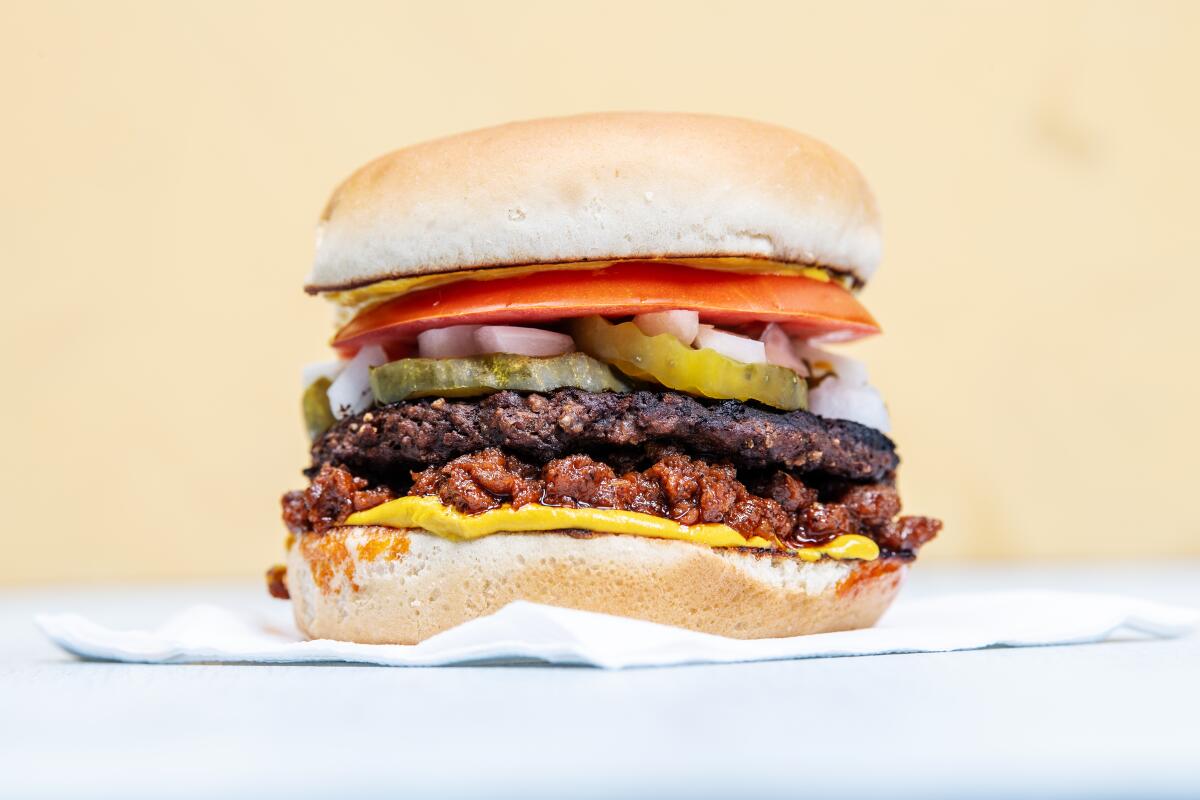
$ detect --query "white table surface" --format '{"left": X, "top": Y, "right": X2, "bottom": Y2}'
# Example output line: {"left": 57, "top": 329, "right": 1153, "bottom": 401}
{"left": 2, "top": 562, "right": 1198, "bottom": 800}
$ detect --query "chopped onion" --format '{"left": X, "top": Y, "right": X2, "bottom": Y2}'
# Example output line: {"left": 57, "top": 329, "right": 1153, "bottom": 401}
{"left": 474, "top": 326, "right": 574, "bottom": 357}
{"left": 759, "top": 323, "right": 808, "bottom": 376}
{"left": 327, "top": 345, "right": 387, "bottom": 420}
{"left": 808, "top": 328, "right": 861, "bottom": 345}
{"left": 809, "top": 382, "right": 891, "bottom": 432}
{"left": 793, "top": 341, "right": 870, "bottom": 385}
{"left": 634, "top": 310, "right": 700, "bottom": 345}
{"left": 791, "top": 341, "right": 888, "bottom": 430}
{"left": 693, "top": 325, "right": 767, "bottom": 364}
{"left": 301, "top": 359, "right": 345, "bottom": 389}
{"left": 417, "top": 325, "right": 482, "bottom": 358}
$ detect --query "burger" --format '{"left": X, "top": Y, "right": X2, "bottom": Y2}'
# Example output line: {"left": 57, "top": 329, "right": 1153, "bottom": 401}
{"left": 268, "top": 112, "right": 941, "bottom": 643}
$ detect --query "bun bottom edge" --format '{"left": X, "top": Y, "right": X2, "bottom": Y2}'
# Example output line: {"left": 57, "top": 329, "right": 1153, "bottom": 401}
{"left": 285, "top": 526, "right": 909, "bottom": 644}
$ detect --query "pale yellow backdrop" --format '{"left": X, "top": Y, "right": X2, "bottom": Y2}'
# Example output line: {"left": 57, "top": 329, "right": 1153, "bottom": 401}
{"left": 1, "top": 1, "right": 1197, "bottom": 584}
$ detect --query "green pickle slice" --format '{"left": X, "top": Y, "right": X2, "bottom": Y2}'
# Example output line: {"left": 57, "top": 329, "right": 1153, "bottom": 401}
{"left": 302, "top": 377, "right": 336, "bottom": 440}
{"left": 370, "top": 352, "right": 629, "bottom": 403}
{"left": 571, "top": 316, "right": 806, "bottom": 410}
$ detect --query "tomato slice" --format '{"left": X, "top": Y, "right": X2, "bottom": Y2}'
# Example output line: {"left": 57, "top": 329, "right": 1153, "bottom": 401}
{"left": 332, "top": 261, "right": 880, "bottom": 355}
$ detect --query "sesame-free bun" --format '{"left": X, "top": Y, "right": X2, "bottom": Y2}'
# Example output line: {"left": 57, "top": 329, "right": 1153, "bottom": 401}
{"left": 308, "top": 113, "right": 882, "bottom": 292}
{"left": 286, "top": 527, "right": 906, "bottom": 644}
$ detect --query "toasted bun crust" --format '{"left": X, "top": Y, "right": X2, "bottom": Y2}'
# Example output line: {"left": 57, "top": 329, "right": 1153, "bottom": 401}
{"left": 286, "top": 527, "right": 906, "bottom": 644}
{"left": 308, "top": 113, "right": 881, "bottom": 292}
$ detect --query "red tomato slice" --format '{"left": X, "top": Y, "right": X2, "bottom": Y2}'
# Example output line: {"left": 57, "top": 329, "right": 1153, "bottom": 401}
{"left": 332, "top": 261, "right": 880, "bottom": 354}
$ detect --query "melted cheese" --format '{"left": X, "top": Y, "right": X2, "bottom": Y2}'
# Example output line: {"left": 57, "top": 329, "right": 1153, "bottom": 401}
{"left": 345, "top": 496, "right": 879, "bottom": 561}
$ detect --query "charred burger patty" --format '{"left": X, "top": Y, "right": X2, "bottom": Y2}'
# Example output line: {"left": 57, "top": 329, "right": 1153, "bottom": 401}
{"left": 310, "top": 388, "right": 900, "bottom": 481}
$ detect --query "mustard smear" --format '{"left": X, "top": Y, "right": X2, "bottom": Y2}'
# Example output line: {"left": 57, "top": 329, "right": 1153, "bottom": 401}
{"left": 346, "top": 496, "right": 880, "bottom": 561}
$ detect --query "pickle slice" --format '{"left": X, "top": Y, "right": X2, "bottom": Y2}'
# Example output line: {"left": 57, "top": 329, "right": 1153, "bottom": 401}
{"left": 370, "top": 352, "right": 629, "bottom": 403}
{"left": 571, "top": 316, "right": 807, "bottom": 410}
{"left": 302, "top": 377, "right": 336, "bottom": 439}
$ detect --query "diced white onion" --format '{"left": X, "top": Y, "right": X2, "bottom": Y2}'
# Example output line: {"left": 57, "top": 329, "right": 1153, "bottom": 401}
{"left": 417, "top": 325, "right": 482, "bottom": 358}
{"left": 793, "top": 341, "right": 870, "bottom": 385}
{"left": 808, "top": 328, "right": 861, "bottom": 344}
{"left": 793, "top": 341, "right": 889, "bottom": 431}
{"left": 809, "top": 382, "right": 891, "bottom": 432}
{"left": 327, "top": 345, "right": 386, "bottom": 420}
{"left": 474, "top": 326, "right": 574, "bottom": 357}
{"left": 634, "top": 310, "right": 700, "bottom": 345}
{"left": 693, "top": 325, "right": 767, "bottom": 364}
{"left": 759, "top": 323, "right": 808, "bottom": 376}
{"left": 301, "top": 359, "right": 345, "bottom": 389}
{"left": 414, "top": 323, "right": 576, "bottom": 358}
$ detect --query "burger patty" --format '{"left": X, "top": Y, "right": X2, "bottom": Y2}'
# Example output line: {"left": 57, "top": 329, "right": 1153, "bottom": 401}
{"left": 310, "top": 389, "right": 899, "bottom": 482}
{"left": 283, "top": 450, "right": 941, "bottom": 554}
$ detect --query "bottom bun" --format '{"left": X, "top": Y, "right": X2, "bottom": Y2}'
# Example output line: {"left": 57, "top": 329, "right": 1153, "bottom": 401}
{"left": 286, "top": 526, "right": 908, "bottom": 644}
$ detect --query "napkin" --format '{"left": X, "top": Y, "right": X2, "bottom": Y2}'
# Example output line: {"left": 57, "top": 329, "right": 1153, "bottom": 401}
{"left": 36, "top": 591, "right": 1198, "bottom": 669}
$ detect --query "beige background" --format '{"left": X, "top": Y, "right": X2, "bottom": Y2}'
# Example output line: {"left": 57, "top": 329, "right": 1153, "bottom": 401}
{"left": 1, "top": 1, "right": 1197, "bottom": 584}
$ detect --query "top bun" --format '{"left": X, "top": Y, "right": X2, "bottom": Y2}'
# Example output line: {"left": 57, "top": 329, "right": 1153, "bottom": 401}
{"left": 307, "top": 112, "right": 881, "bottom": 292}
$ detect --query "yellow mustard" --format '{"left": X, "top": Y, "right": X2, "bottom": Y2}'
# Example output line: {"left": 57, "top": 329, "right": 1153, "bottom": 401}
{"left": 346, "top": 496, "right": 879, "bottom": 561}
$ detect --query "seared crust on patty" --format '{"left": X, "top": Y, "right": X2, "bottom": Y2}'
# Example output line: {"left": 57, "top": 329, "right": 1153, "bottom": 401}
{"left": 311, "top": 389, "right": 899, "bottom": 481}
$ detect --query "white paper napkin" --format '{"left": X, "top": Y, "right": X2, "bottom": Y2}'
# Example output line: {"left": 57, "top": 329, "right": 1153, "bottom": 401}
{"left": 36, "top": 591, "right": 1198, "bottom": 669}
